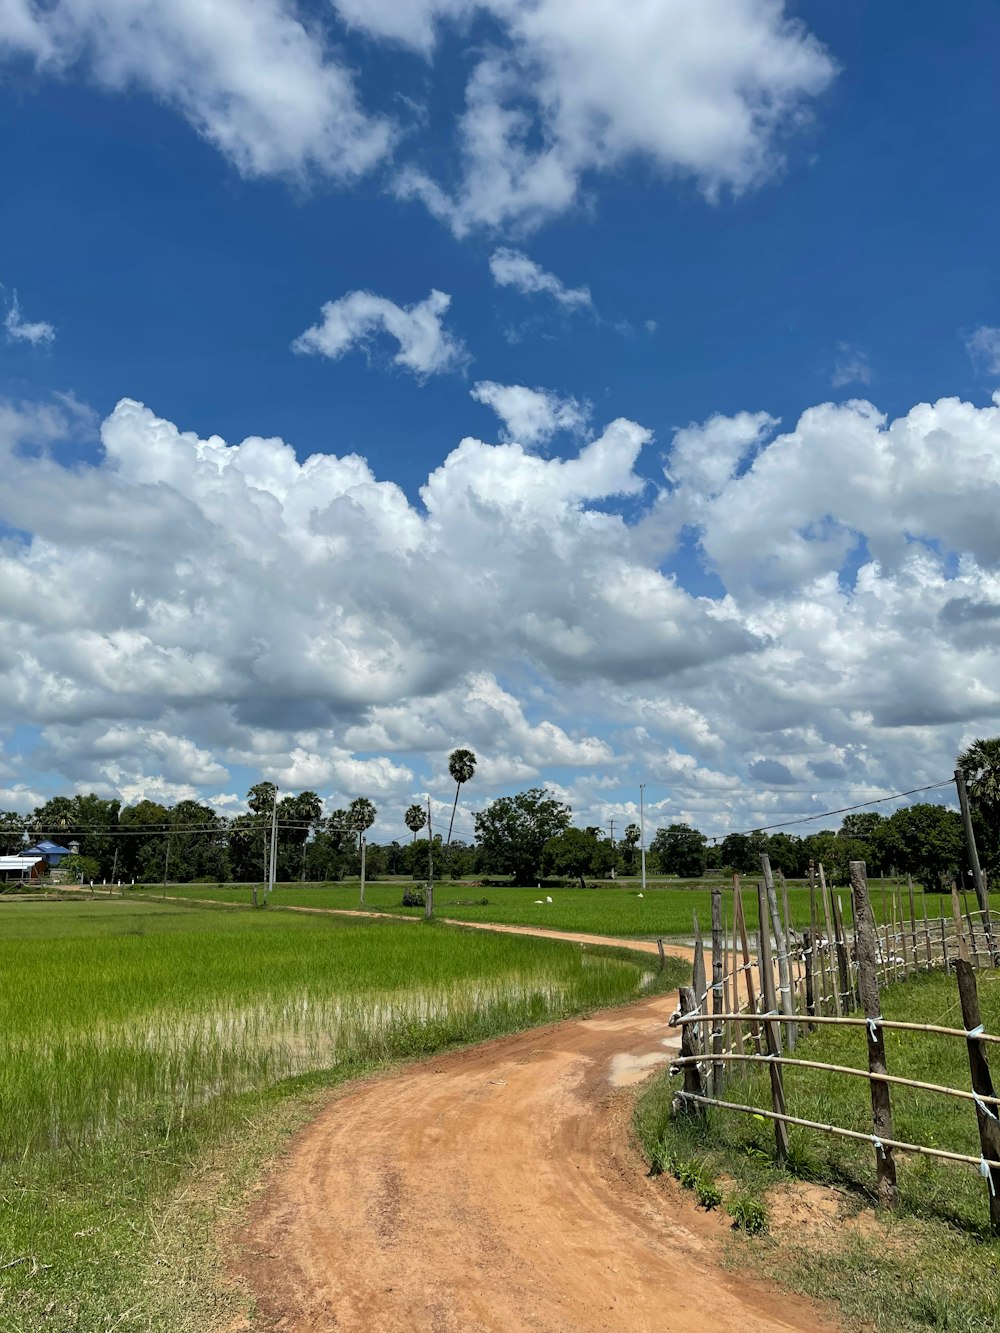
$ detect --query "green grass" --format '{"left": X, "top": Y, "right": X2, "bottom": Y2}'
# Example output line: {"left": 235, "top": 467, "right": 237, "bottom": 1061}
{"left": 635, "top": 968, "right": 1000, "bottom": 1331}
{"left": 0, "top": 898, "right": 687, "bottom": 1332}
{"left": 131, "top": 877, "right": 1000, "bottom": 941}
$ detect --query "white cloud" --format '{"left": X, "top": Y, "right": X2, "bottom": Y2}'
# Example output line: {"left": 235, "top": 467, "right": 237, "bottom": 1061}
{"left": 489, "top": 248, "right": 593, "bottom": 310}
{"left": 0, "top": 0, "right": 391, "bottom": 182}
{"left": 832, "top": 343, "right": 871, "bottom": 388}
{"left": 292, "top": 288, "right": 467, "bottom": 378}
{"left": 966, "top": 326, "right": 1000, "bottom": 378}
{"left": 470, "top": 381, "right": 588, "bottom": 447}
{"left": 4, "top": 290, "right": 55, "bottom": 346}
{"left": 388, "top": 0, "right": 836, "bottom": 233}
{"left": 6, "top": 387, "right": 1000, "bottom": 836}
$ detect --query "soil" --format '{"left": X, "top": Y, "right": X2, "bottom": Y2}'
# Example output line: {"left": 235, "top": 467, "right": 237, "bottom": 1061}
{"left": 226, "top": 984, "right": 840, "bottom": 1332}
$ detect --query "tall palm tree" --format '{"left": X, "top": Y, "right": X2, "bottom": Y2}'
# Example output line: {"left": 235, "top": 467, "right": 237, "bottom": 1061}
{"left": 347, "top": 798, "right": 377, "bottom": 908}
{"left": 446, "top": 748, "right": 476, "bottom": 848}
{"left": 404, "top": 803, "right": 427, "bottom": 843}
{"left": 958, "top": 737, "right": 1000, "bottom": 868}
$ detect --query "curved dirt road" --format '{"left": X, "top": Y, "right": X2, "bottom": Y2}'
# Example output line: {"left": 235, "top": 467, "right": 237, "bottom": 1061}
{"left": 229, "top": 987, "right": 837, "bottom": 1333}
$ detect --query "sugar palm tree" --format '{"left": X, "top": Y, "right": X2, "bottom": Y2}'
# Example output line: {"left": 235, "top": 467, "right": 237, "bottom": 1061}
{"left": 347, "top": 798, "right": 377, "bottom": 907}
{"left": 446, "top": 748, "right": 476, "bottom": 849}
{"left": 404, "top": 803, "right": 427, "bottom": 843}
{"left": 958, "top": 737, "right": 1000, "bottom": 869}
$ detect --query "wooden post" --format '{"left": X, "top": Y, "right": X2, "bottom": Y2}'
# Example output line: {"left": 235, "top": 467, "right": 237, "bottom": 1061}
{"left": 656, "top": 937, "right": 666, "bottom": 971}
{"left": 953, "top": 958, "right": 1000, "bottom": 1233}
{"left": 907, "top": 875, "right": 919, "bottom": 971}
{"left": 425, "top": 795, "right": 434, "bottom": 920}
{"left": 832, "top": 892, "right": 853, "bottom": 1013}
{"left": 677, "top": 985, "right": 705, "bottom": 1117}
{"left": 722, "top": 908, "right": 732, "bottom": 1059}
{"left": 711, "top": 887, "right": 725, "bottom": 1097}
{"left": 941, "top": 913, "right": 950, "bottom": 971}
{"left": 951, "top": 882, "right": 969, "bottom": 962}
{"left": 850, "top": 861, "right": 898, "bottom": 1209}
{"left": 761, "top": 853, "right": 796, "bottom": 1049}
{"left": 692, "top": 912, "right": 709, "bottom": 1066}
{"left": 819, "top": 864, "right": 842, "bottom": 1018}
{"left": 955, "top": 768, "right": 997, "bottom": 964}
{"left": 922, "top": 891, "right": 932, "bottom": 967}
{"left": 756, "top": 878, "right": 790, "bottom": 1162}
{"left": 733, "top": 877, "right": 762, "bottom": 1056}
{"left": 730, "top": 905, "right": 744, "bottom": 1058}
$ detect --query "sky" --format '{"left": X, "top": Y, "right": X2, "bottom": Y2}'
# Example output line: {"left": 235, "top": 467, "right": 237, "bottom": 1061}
{"left": 2, "top": 0, "right": 1000, "bottom": 844}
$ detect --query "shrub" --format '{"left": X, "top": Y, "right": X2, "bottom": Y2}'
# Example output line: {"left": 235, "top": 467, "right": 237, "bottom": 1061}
{"left": 726, "top": 1191, "right": 770, "bottom": 1234}
{"left": 401, "top": 887, "right": 426, "bottom": 907}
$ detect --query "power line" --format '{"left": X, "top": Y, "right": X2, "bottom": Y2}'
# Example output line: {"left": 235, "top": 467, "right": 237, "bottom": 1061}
{"left": 701, "top": 779, "right": 953, "bottom": 841}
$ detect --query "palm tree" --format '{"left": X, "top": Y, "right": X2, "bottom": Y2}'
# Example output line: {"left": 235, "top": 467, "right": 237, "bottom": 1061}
{"left": 446, "top": 748, "right": 477, "bottom": 848}
{"left": 347, "top": 797, "right": 377, "bottom": 907}
{"left": 958, "top": 737, "right": 1000, "bottom": 869}
{"left": 404, "top": 803, "right": 427, "bottom": 843}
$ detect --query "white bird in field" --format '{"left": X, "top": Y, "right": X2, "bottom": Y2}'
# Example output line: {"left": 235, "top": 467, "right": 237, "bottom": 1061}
{"left": 534, "top": 899, "right": 544, "bottom": 904}
{"left": 546, "top": 895, "right": 553, "bottom": 903}
{"left": 637, "top": 892, "right": 644, "bottom": 898}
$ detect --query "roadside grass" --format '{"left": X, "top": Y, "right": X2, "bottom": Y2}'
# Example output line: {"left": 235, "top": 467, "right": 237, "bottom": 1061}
{"left": 131, "top": 878, "right": 1000, "bottom": 940}
{"left": 635, "top": 967, "right": 1000, "bottom": 1331}
{"left": 0, "top": 899, "right": 686, "bottom": 1332}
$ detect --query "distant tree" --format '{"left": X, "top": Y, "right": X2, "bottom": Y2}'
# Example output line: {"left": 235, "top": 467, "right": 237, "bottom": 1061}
{"left": 446, "top": 749, "right": 477, "bottom": 848}
{"left": 347, "top": 798, "right": 377, "bottom": 841}
{"left": 650, "top": 823, "right": 708, "bottom": 877}
{"left": 620, "top": 823, "right": 641, "bottom": 874}
{"left": 0, "top": 810, "right": 28, "bottom": 854}
{"left": 404, "top": 803, "right": 427, "bottom": 842}
{"left": 882, "top": 803, "right": 966, "bottom": 889}
{"left": 719, "top": 832, "right": 753, "bottom": 874}
{"left": 57, "top": 852, "right": 100, "bottom": 883}
{"left": 475, "top": 788, "right": 571, "bottom": 884}
{"left": 839, "top": 812, "right": 886, "bottom": 840}
{"left": 542, "top": 827, "right": 615, "bottom": 888}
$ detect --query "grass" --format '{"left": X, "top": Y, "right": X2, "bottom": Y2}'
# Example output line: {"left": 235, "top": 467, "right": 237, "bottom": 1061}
{"left": 635, "top": 967, "right": 1000, "bottom": 1331}
{"left": 0, "top": 898, "right": 687, "bottom": 1332}
{"left": 130, "top": 877, "right": 1000, "bottom": 941}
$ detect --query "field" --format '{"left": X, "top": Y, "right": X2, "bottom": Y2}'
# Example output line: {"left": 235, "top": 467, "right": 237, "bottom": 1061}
{"left": 0, "top": 898, "right": 684, "bottom": 1332}
{"left": 635, "top": 968, "right": 1000, "bottom": 1331}
{"left": 132, "top": 877, "right": 1000, "bottom": 939}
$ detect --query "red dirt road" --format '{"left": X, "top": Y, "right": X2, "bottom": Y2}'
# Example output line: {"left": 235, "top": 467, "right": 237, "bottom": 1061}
{"left": 229, "top": 987, "right": 837, "bottom": 1333}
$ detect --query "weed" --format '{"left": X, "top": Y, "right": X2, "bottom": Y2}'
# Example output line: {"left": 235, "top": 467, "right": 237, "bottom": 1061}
{"left": 726, "top": 1191, "right": 770, "bottom": 1234}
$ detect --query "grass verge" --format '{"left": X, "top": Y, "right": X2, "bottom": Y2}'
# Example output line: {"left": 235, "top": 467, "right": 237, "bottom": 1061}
{"left": 635, "top": 968, "right": 1000, "bottom": 1331}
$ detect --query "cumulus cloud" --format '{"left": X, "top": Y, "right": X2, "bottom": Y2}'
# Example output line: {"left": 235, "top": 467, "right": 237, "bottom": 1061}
{"left": 966, "top": 326, "right": 1000, "bottom": 378}
{"left": 292, "top": 289, "right": 467, "bottom": 378}
{"left": 489, "top": 248, "right": 593, "bottom": 310}
{"left": 0, "top": 0, "right": 391, "bottom": 182}
{"left": 387, "top": 0, "right": 836, "bottom": 233}
{"left": 4, "top": 289, "right": 55, "bottom": 346}
{"left": 5, "top": 387, "right": 1000, "bottom": 835}
{"left": 470, "top": 381, "right": 588, "bottom": 447}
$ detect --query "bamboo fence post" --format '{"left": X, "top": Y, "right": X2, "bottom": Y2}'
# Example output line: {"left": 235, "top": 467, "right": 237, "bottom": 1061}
{"left": 677, "top": 986, "right": 705, "bottom": 1116}
{"left": 755, "top": 878, "right": 790, "bottom": 1162}
{"left": 808, "top": 880, "right": 818, "bottom": 1025}
{"left": 922, "top": 891, "right": 932, "bottom": 967}
{"left": 832, "top": 892, "right": 852, "bottom": 1013}
{"left": 953, "top": 958, "right": 1000, "bottom": 1233}
{"left": 761, "top": 853, "right": 796, "bottom": 1049}
{"left": 734, "top": 877, "right": 762, "bottom": 1056}
{"left": 818, "top": 864, "right": 842, "bottom": 1018}
{"left": 951, "top": 883, "right": 969, "bottom": 963}
{"left": 711, "top": 887, "right": 725, "bottom": 1097}
{"left": 955, "top": 767, "right": 997, "bottom": 965}
{"left": 693, "top": 912, "right": 710, "bottom": 1065}
{"left": 850, "top": 861, "right": 898, "bottom": 1209}
{"left": 907, "top": 875, "right": 919, "bottom": 971}
{"left": 961, "top": 890, "right": 979, "bottom": 967}
{"left": 723, "top": 909, "right": 732, "bottom": 1058}
{"left": 730, "top": 904, "right": 744, "bottom": 1057}
{"left": 941, "top": 913, "right": 950, "bottom": 971}
{"left": 657, "top": 937, "right": 666, "bottom": 971}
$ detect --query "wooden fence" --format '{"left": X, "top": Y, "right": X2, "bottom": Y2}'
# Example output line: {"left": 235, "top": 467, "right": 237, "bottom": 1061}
{"left": 669, "top": 854, "right": 1000, "bottom": 1231}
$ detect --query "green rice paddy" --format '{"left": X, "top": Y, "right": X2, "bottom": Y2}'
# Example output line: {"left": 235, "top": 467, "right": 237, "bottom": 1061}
{"left": 0, "top": 898, "right": 684, "bottom": 1332}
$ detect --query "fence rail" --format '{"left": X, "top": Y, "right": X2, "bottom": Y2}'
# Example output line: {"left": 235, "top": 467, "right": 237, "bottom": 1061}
{"left": 667, "top": 837, "right": 1000, "bottom": 1231}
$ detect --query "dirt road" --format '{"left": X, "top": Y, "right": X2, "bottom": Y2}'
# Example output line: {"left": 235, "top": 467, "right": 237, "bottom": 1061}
{"left": 229, "top": 988, "right": 836, "bottom": 1333}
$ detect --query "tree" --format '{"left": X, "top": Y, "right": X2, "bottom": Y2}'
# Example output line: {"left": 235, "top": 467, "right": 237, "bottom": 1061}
{"left": 542, "top": 827, "right": 615, "bottom": 888}
{"left": 58, "top": 853, "right": 100, "bottom": 883}
{"left": 0, "top": 810, "right": 28, "bottom": 854}
{"left": 404, "top": 803, "right": 427, "bottom": 842}
{"left": 475, "top": 788, "right": 571, "bottom": 885}
{"left": 719, "top": 832, "right": 752, "bottom": 874}
{"left": 347, "top": 798, "right": 377, "bottom": 837}
{"left": 958, "top": 737, "right": 1000, "bottom": 872}
{"left": 445, "top": 748, "right": 476, "bottom": 848}
{"left": 650, "top": 823, "right": 708, "bottom": 877}
{"left": 882, "top": 803, "right": 966, "bottom": 889}
{"left": 620, "top": 823, "right": 641, "bottom": 874}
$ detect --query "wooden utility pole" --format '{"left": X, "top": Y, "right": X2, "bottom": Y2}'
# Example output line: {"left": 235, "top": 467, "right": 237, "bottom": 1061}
{"left": 955, "top": 768, "right": 997, "bottom": 964}
{"left": 359, "top": 833, "right": 367, "bottom": 909}
{"left": 953, "top": 958, "right": 1000, "bottom": 1232}
{"left": 761, "top": 853, "right": 796, "bottom": 1048}
{"left": 425, "top": 795, "right": 434, "bottom": 920}
{"left": 850, "top": 860, "right": 898, "bottom": 1209}
{"left": 755, "top": 879, "right": 789, "bottom": 1161}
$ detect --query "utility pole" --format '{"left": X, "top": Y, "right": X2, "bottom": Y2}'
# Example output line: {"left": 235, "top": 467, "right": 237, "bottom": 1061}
{"left": 359, "top": 832, "right": 367, "bottom": 909}
{"left": 426, "top": 795, "right": 434, "bottom": 920}
{"left": 267, "top": 789, "right": 278, "bottom": 901}
{"left": 608, "top": 817, "right": 616, "bottom": 880}
{"left": 639, "top": 784, "right": 647, "bottom": 893}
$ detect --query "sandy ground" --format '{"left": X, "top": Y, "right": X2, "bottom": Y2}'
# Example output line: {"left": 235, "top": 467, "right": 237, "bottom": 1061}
{"left": 227, "top": 985, "right": 838, "bottom": 1333}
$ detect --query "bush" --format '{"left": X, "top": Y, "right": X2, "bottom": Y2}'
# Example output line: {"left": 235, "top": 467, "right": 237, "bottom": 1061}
{"left": 401, "top": 887, "right": 426, "bottom": 907}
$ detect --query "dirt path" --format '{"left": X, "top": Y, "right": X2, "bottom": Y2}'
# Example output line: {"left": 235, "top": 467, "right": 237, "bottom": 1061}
{"left": 228, "top": 989, "right": 837, "bottom": 1333}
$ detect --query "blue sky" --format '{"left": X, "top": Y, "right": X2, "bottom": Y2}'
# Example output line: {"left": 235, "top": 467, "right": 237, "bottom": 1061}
{"left": 2, "top": 1, "right": 999, "bottom": 839}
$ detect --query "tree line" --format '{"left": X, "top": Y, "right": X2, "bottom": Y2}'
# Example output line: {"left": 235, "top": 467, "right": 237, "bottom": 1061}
{"left": 3, "top": 739, "right": 997, "bottom": 891}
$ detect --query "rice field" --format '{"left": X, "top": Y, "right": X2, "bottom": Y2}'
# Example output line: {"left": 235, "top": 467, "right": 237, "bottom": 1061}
{"left": 135, "top": 878, "right": 1000, "bottom": 941}
{"left": 1, "top": 898, "right": 682, "bottom": 1332}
